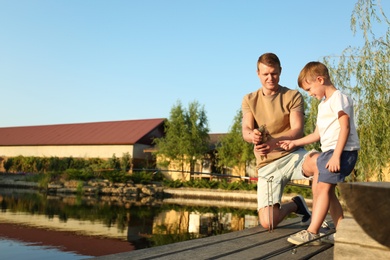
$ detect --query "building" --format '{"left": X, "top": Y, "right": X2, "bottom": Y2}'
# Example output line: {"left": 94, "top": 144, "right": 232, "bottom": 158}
{"left": 0, "top": 118, "right": 165, "bottom": 169}
{"left": 0, "top": 119, "right": 259, "bottom": 182}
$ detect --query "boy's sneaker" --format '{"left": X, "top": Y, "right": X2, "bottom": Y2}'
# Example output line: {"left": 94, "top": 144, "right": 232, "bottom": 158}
{"left": 322, "top": 233, "right": 335, "bottom": 244}
{"left": 300, "top": 218, "right": 331, "bottom": 228}
{"left": 287, "top": 230, "right": 322, "bottom": 246}
{"left": 292, "top": 195, "right": 311, "bottom": 226}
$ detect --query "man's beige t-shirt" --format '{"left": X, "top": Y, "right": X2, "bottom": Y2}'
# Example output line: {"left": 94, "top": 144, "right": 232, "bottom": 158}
{"left": 242, "top": 86, "right": 304, "bottom": 169}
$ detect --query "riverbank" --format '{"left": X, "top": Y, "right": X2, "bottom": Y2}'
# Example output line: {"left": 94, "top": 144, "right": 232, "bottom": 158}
{"left": 0, "top": 173, "right": 310, "bottom": 210}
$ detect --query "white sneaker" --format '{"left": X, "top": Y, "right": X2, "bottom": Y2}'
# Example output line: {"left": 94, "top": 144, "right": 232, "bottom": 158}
{"left": 287, "top": 230, "right": 322, "bottom": 246}
{"left": 322, "top": 233, "right": 335, "bottom": 244}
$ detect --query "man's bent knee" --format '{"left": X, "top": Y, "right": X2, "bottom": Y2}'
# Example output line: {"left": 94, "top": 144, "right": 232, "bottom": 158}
{"left": 258, "top": 205, "right": 280, "bottom": 229}
{"left": 302, "top": 152, "right": 320, "bottom": 177}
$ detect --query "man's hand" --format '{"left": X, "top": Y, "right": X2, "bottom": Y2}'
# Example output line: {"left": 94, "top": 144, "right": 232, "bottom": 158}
{"left": 252, "top": 128, "right": 262, "bottom": 145}
{"left": 254, "top": 137, "right": 277, "bottom": 159}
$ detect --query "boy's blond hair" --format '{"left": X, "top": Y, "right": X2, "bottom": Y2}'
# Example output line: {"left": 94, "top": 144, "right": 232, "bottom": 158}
{"left": 298, "top": 61, "right": 330, "bottom": 88}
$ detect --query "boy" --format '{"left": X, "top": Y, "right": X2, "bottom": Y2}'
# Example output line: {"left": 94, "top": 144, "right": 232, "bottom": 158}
{"left": 278, "top": 61, "right": 360, "bottom": 245}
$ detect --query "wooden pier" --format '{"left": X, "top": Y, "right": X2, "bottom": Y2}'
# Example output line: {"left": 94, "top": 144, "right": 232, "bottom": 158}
{"left": 92, "top": 217, "right": 334, "bottom": 260}
{"left": 92, "top": 182, "right": 390, "bottom": 260}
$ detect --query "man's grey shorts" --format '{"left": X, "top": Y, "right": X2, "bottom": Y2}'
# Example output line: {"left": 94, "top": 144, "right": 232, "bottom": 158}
{"left": 256, "top": 148, "right": 311, "bottom": 211}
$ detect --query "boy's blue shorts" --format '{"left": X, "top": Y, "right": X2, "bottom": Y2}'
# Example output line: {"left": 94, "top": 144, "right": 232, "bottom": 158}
{"left": 317, "top": 150, "right": 358, "bottom": 184}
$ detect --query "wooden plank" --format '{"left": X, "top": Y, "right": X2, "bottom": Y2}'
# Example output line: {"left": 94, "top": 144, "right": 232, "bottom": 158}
{"left": 93, "top": 217, "right": 334, "bottom": 260}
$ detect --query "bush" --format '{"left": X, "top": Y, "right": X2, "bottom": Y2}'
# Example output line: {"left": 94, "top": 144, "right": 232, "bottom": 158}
{"left": 101, "top": 170, "right": 130, "bottom": 183}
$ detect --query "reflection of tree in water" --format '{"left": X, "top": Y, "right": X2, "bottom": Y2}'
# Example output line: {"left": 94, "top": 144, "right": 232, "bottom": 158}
{"left": 150, "top": 209, "right": 199, "bottom": 247}
{"left": 151, "top": 224, "right": 200, "bottom": 247}
{"left": 0, "top": 189, "right": 257, "bottom": 248}
{"left": 200, "top": 212, "right": 232, "bottom": 236}
{"left": 150, "top": 211, "right": 234, "bottom": 247}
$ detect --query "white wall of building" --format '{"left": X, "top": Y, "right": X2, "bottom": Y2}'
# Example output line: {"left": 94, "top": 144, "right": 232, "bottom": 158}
{"left": 0, "top": 145, "right": 136, "bottom": 159}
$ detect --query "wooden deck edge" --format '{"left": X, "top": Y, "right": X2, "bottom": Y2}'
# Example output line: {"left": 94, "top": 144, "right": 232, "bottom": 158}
{"left": 335, "top": 217, "right": 390, "bottom": 259}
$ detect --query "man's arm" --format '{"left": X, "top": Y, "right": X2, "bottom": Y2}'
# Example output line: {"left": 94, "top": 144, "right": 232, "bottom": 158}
{"left": 242, "top": 111, "right": 260, "bottom": 144}
{"left": 268, "top": 109, "right": 304, "bottom": 143}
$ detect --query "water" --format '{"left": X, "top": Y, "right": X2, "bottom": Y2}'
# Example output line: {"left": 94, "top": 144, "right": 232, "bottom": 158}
{"left": 0, "top": 239, "right": 89, "bottom": 259}
{"left": 0, "top": 188, "right": 258, "bottom": 259}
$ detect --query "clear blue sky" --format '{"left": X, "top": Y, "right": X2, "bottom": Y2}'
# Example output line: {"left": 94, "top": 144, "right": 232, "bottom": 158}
{"left": 1, "top": 1, "right": 388, "bottom": 133}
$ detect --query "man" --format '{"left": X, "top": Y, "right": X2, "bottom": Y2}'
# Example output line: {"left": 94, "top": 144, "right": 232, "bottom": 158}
{"left": 242, "top": 53, "right": 312, "bottom": 229}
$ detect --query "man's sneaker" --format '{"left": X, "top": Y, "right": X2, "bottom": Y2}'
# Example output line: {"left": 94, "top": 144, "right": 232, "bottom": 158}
{"left": 292, "top": 195, "right": 311, "bottom": 225}
{"left": 321, "top": 219, "right": 331, "bottom": 229}
{"left": 287, "top": 230, "right": 322, "bottom": 246}
{"left": 300, "top": 215, "right": 311, "bottom": 226}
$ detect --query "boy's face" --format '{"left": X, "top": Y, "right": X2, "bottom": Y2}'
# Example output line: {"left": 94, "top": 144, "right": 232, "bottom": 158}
{"left": 302, "top": 77, "right": 325, "bottom": 100}
{"left": 257, "top": 63, "right": 281, "bottom": 92}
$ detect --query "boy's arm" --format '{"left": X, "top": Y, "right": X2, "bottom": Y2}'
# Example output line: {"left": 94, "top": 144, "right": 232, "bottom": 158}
{"left": 293, "top": 126, "right": 320, "bottom": 146}
{"left": 278, "top": 126, "right": 320, "bottom": 150}
{"left": 326, "top": 111, "right": 350, "bottom": 172}
{"left": 334, "top": 111, "right": 350, "bottom": 157}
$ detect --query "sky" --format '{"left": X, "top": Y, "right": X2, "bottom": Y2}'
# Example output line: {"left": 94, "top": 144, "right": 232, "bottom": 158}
{"left": 1, "top": 1, "right": 389, "bottom": 133}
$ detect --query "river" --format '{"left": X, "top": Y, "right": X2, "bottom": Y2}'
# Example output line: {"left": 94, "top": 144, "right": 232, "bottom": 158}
{"left": 0, "top": 188, "right": 258, "bottom": 259}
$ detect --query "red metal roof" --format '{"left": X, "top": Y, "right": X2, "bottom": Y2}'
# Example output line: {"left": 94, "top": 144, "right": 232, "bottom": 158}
{"left": 0, "top": 119, "right": 165, "bottom": 146}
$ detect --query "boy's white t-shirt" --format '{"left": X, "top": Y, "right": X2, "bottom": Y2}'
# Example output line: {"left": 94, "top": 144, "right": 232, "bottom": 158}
{"left": 317, "top": 90, "right": 360, "bottom": 152}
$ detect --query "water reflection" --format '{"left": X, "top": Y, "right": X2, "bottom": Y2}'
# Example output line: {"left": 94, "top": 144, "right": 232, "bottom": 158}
{"left": 0, "top": 239, "right": 89, "bottom": 260}
{"left": 0, "top": 188, "right": 258, "bottom": 258}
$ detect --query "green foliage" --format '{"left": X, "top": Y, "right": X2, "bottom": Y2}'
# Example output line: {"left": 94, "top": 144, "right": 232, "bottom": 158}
{"left": 129, "top": 171, "right": 154, "bottom": 184}
{"left": 23, "top": 172, "right": 51, "bottom": 189}
{"left": 302, "top": 94, "right": 321, "bottom": 152}
{"left": 65, "top": 168, "right": 95, "bottom": 181}
{"left": 216, "top": 110, "right": 254, "bottom": 171}
{"left": 3, "top": 158, "right": 13, "bottom": 172}
{"left": 99, "top": 170, "right": 129, "bottom": 183}
{"left": 121, "top": 152, "right": 132, "bottom": 172}
{"left": 2, "top": 154, "right": 135, "bottom": 182}
{"left": 76, "top": 181, "right": 84, "bottom": 194}
{"left": 38, "top": 172, "right": 57, "bottom": 189}
{"left": 107, "top": 154, "right": 121, "bottom": 169}
{"left": 163, "top": 179, "right": 183, "bottom": 188}
{"left": 183, "top": 179, "right": 219, "bottom": 189}
{"left": 283, "top": 184, "right": 313, "bottom": 199}
{"left": 152, "top": 171, "right": 165, "bottom": 182}
{"left": 68, "top": 157, "right": 89, "bottom": 169}
{"left": 151, "top": 225, "right": 200, "bottom": 247}
{"left": 322, "top": 0, "right": 390, "bottom": 181}
{"left": 162, "top": 178, "right": 257, "bottom": 191}
{"left": 154, "top": 100, "right": 210, "bottom": 180}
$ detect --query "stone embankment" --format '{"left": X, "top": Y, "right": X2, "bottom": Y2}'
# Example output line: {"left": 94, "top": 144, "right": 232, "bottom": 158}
{"left": 0, "top": 174, "right": 258, "bottom": 204}
{"left": 0, "top": 174, "right": 164, "bottom": 199}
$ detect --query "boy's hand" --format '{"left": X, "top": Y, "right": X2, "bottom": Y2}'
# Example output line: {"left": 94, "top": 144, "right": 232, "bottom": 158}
{"left": 326, "top": 156, "right": 340, "bottom": 173}
{"left": 277, "top": 140, "right": 296, "bottom": 151}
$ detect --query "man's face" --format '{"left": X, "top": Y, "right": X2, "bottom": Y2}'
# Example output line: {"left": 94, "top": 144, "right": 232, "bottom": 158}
{"left": 257, "top": 63, "right": 281, "bottom": 91}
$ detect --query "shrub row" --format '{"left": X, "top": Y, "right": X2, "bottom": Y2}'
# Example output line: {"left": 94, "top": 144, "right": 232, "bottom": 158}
{"left": 3, "top": 154, "right": 132, "bottom": 174}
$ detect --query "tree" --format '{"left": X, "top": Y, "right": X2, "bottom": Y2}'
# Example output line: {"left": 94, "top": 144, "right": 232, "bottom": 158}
{"left": 154, "top": 100, "right": 210, "bottom": 180}
{"left": 322, "top": 0, "right": 390, "bottom": 181}
{"left": 216, "top": 109, "right": 254, "bottom": 176}
{"left": 185, "top": 101, "right": 210, "bottom": 173}
{"left": 302, "top": 93, "right": 321, "bottom": 152}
